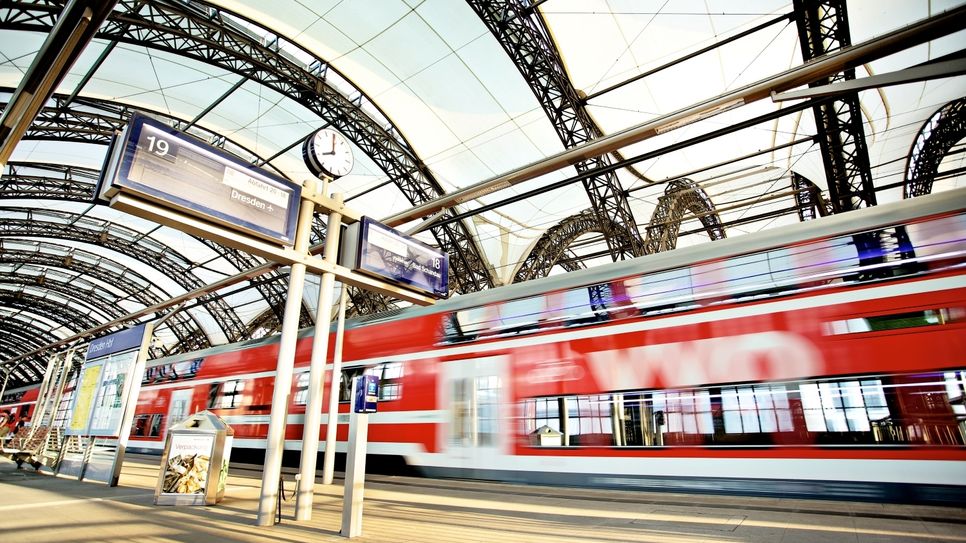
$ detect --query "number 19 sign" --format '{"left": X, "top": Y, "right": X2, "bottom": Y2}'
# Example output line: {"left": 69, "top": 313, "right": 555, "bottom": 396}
{"left": 97, "top": 113, "right": 301, "bottom": 245}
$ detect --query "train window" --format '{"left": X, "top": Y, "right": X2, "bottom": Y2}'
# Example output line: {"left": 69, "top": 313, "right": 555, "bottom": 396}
{"left": 945, "top": 371, "right": 966, "bottom": 416}
{"left": 131, "top": 414, "right": 164, "bottom": 437}
{"left": 338, "top": 362, "right": 404, "bottom": 403}
{"left": 207, "top": 380, "right": 245, "bottom": 409}
{"left": 567, "top": 395, "right": 613, "bottom": 446}
{"left": 293, "top": 372, "right": 310, "bottom": 405}
{"left": 652, "top": 390, "right": 713, "bottom": 436}
{"left": 824, "top": 307, "right": 965, "bottom": 335}
{"left": 721, "top": 385, "right": 793, "bottom": 434}
{"left": 524, "top": 397, "right": 562, "bottom": 435}
{"left": 521, "top": 371, "right": 966, "bottom": 449}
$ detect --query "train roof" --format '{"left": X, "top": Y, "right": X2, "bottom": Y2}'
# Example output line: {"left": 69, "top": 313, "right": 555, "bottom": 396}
{"left": 149, "top": 187, "right": 966, "bottom": 365}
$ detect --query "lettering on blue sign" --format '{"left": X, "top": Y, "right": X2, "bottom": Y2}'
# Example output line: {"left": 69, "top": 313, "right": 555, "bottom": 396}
{"left": 88, "top": 337, "right": 115, "bottom": 355}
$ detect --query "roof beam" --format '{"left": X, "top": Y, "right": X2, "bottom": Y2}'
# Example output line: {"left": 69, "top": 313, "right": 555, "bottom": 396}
{"left": 384, "top": 5, "right": 965, "bottom": 228}
{"left": 0, "top": 0, "right": 116, "bottom": 165}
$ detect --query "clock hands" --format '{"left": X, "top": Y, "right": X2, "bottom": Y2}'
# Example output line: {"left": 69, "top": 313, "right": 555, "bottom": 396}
{"left": 321, "top": 133, "right": 336, "bottom": 155}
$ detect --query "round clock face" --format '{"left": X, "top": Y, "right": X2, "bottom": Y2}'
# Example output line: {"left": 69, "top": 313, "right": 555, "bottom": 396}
{"left": 303, "top": 128, "right": 354, "bottom": 179}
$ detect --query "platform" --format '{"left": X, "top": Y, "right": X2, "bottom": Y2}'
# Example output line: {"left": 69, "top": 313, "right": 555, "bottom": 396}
{"left": 2, "top": 454, "right": 965, "bottom": 542}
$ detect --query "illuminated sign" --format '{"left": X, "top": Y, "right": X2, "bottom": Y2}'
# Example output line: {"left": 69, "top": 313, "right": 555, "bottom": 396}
{"left": 353, "top": 375, "right": 379, "bottom": 414}
{"left": 98, "top": 113, "right": 301, "bottom": 245}
{"left": 341, "top": 216, "right": 449, "bottom": 298}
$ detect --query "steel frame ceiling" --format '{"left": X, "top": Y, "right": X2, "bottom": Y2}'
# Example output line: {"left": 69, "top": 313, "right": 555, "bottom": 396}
{"left": 0, "top": 0, "right": 962, "bottom": 392}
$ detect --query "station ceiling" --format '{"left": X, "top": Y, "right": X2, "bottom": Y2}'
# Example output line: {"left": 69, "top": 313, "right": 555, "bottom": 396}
{"left": 0, "top": 0, "right": 963, "bottom": 391}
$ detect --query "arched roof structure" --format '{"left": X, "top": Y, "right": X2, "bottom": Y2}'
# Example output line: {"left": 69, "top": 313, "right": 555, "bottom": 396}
{"left": 0, "top": 0, "right": 963, "bottom": 390}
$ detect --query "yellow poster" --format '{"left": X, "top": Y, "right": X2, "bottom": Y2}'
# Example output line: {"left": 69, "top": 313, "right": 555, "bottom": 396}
{"left": 69, "top": 364, "right": 103, "bottom": 433}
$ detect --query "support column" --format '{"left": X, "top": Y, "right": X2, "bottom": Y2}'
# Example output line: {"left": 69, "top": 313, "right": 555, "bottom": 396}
{"left": 295, "top": 188, "right": 344, "bottom": 521}
{"left": 255, "top": 179, "right": 318, "bottom": 526}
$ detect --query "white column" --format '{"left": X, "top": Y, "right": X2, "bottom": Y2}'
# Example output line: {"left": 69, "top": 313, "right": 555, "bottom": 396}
{"left": 295, "top": 191, "right": 344, "bottom": 521}
{"left": 321, "top": 282, "right": 348, "bottom": 485}
{"left": 255, "top": 179, "right": 317, "bottom": 526}
{"left": 340, "top": 377, "right": 369, "bottom": 538}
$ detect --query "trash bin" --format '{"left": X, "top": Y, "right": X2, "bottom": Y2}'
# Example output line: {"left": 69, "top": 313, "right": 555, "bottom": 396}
{"left": 154, "top": 410, "right": 233, "bottom": 506}
{"left": 530, "top": 425, "right": 563, "bottom": 446}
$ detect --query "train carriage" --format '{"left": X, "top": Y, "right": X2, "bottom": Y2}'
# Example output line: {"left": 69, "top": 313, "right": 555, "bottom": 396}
{"left": 5, "top": 188, "right": 966, "bottom": 503}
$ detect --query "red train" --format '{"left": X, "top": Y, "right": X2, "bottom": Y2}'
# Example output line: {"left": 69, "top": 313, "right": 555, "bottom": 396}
{"left": 4, "top": 188, "right": 966, "bottom": 503}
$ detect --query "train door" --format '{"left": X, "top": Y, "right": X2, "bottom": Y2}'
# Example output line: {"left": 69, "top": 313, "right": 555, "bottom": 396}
{"left": 166, "top": 389, "right": 192, "bottom": 436}
{"left": 439, "top": 356, "right": 510, "bottom": 477}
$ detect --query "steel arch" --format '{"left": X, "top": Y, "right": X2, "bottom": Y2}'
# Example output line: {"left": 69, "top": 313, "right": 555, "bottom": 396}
{"left": 643, "top": 179, "right": 726, "bottom": 255}
{"left": 0, "top": 208, "right": 247, "bottom": 342}
{"left": 512, "top": 209, "right": 642, "bottom": 283}
{"left": 0, "top": 238, "right": 210, "bottom": 353}
{"left": 467, "top": 0, "right": 645, "bottom": 262}
{"left": 904, "top": 98, "right": 966, "bottom": 198}
{"left": 791, "top": 172, "right": 832, "bottom": 221}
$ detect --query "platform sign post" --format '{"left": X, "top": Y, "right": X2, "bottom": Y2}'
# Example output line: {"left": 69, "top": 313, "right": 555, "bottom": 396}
{"left": 341, "top": 375, "right": 378, "bottom": 538}
{"left": 255, "top": 178, "right": 318, "bottom": 527}
{"left": 95, "top": 111, "right": 446, "bottom": 528}
{"left": 296, "top": 184, "right": 343, "bottom": 520}
{"left": 60, "top": 322, "right": 154, "bottom": 486}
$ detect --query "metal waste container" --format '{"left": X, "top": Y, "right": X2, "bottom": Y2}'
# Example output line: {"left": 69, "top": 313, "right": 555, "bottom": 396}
{"left": 154, "top": 410, "right": 233, "bottom": 506}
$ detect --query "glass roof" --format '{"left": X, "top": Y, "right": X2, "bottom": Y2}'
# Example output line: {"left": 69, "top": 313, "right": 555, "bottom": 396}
{"left": 0, "top": 0, "right": 963, "bottom": 388}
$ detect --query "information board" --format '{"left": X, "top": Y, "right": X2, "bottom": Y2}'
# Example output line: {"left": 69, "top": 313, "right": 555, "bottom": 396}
{"left": 341, "top": 216, "right": 449, "bottom": 298}
{"left": 98, "top": 113, "right": 301, "bottom": 246}
{"left": 66, "top": 325, "right": 148, "bottom": 437}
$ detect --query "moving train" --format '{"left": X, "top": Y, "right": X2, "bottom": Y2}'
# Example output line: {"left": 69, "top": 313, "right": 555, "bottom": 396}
{"left": 3, "top": 188, "right": 966, "bottom": 503}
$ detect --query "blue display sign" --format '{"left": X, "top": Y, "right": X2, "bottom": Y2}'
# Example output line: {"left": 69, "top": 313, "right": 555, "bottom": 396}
{"left": 97, "top": 113, "right": 301, "bottom": 246}
{"left": 353, "top": 375, "right": 379, "bottom": 414}
{"left": 341, "top": 216, "right": 449, "bottom": 298}
{"left": 86, "top": 323, "right": 149, "bottom": 360}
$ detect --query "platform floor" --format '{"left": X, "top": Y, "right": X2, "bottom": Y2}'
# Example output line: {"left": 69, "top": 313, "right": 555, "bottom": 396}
{"left": 2, "top": 454, "right": 965, "bottom": 543}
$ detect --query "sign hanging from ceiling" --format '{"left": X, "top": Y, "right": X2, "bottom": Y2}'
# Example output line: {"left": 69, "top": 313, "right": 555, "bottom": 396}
{"left": 97, "top": 112, "right": 301, "bottom": 246}
{"left": 341, "top": 216, "right": 449, "bottom": 298}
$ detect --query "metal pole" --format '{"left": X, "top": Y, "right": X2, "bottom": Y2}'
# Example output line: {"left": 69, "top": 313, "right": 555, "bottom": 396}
{"left": 295, "top": 189, "right": 344, "bottom": 521}
{"left": 255, "top": 178, "right": 318, "bottom": 527}
{"left": 322, "top": 283, "right": 349, "bottom": 485}
{"left": 323, "top": 281, "right": 349, "bottom": 485}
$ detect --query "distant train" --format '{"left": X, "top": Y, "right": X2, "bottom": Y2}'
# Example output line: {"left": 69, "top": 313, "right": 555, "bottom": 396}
{"left": 4, "top": 188, "right": 966, "bottom": 504}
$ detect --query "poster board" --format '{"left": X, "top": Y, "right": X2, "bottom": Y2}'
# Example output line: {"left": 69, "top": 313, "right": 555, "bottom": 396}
{"left": 59, "top": 323, "right": 153, "bottom": 486}
{"left": 66, "top": 325, "right": 147, "bottom": 437}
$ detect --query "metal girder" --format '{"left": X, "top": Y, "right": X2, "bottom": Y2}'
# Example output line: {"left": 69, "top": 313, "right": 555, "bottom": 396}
{"left": 0, "top": 289, "right": 100, "bottom": 382}
{"left": 0, "top": 268, "right": 133, "bottom": 325}
{"left": 0, "top": 322, "right": 53, "bottom": 362}
{"left": 794, "top": 0, "right": 876, "bottom": 212}
{"left": 905, "top": 97, "right": 966, "bottom": 198}
{"left": 0, "top": 0, "right": 117, "bottom": 164}
{"left": 512, "top": 208, "right": 640, "bottom": 282}
{"left": 0, "top": 290, "right": 100, "bottom": 333}
{"left": 467, "top": 0, "right": 644, "bottom": 261}
{"left": 0, "top": 207, "right": 248, "bottom": 341}
{"left": 643, "top": 179, "right": 726, "bottom": 255}
{"left": 1, "top": 90, "right": 288, "bottom": 178}
{"left": 791, "top": 172, "right": 832, "bottom": 221}
{"left": 1, "top": 161, "right": 98, "bottom": 199}
{"left": 0, "top": 238, "right": 210, "bottom": 353}
{"left": 2, "top": 163, "right": 298, "bottom": 332}
{"left": 1, "top": 0, "right": 493, "bottom": 294}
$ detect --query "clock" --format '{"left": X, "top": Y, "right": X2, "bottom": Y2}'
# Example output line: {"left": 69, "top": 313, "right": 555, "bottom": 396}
{"left": 302, "top": 127, "right": 354, "bottom": 179}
